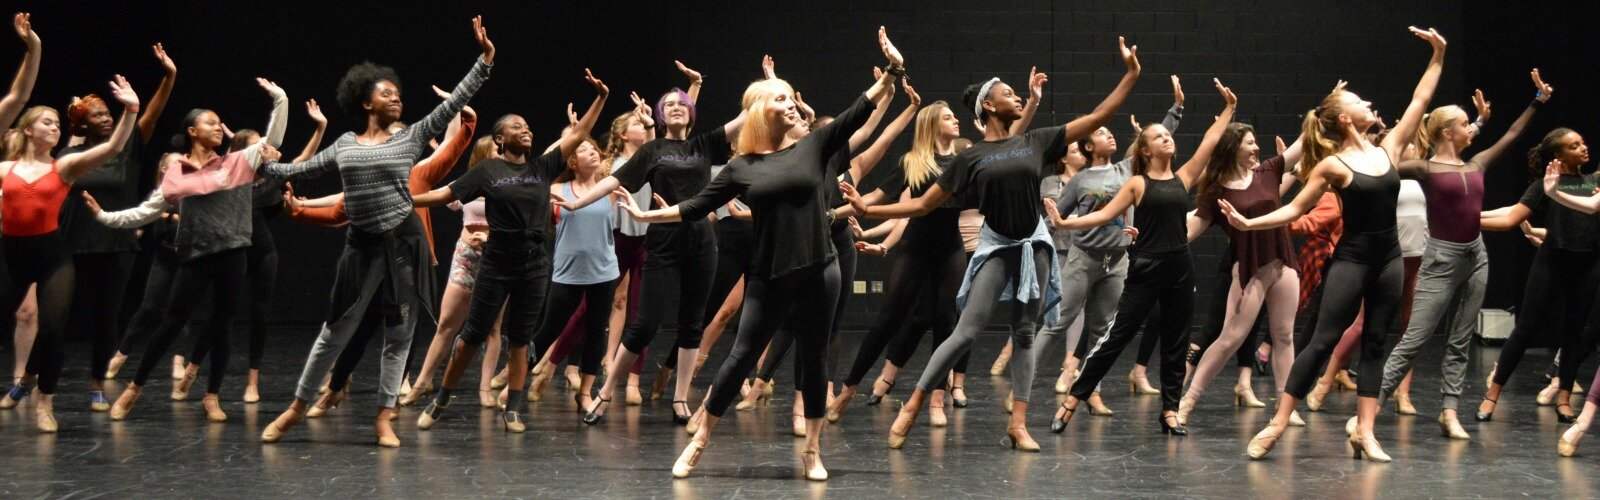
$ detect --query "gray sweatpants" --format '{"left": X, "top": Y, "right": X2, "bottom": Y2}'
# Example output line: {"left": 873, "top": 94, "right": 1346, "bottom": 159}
{"left": 917, "top": 245, "right": 1050, "bottom": 401}
{"left": 1379, "top": 236, "right": 1487, "bottom": 410}
{"left": 1034, "top": 245, "right": 1126, "bottom": 390}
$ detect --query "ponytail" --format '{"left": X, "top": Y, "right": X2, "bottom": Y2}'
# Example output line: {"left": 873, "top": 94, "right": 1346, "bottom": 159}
{"left": 1528, "top": 127, "right": 1577, "bottom": 173}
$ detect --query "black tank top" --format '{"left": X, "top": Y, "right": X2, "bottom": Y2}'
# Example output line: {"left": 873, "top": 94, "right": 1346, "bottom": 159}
{"left": 1130, "top": 175, "right": 1191, "bottom": 256}
{"left": 1332, "top": 149, "right": 1402, "bottom": 263}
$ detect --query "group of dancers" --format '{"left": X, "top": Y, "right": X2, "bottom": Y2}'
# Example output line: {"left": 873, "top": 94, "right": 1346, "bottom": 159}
{"left": 3, "top": 13, "right": 1600, "bottom": 480}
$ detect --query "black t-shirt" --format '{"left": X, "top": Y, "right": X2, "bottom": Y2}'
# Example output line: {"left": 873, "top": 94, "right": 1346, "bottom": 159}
{"left": 936, "top": 126, "right": 1068, "bottom": 240}
{"left": 881, "top": 154, "right": 963, "bottom": 252}
{"left": 448, "top": 151, "right": 567, "bottom": 259}
{"left": 613, "top": 128, "right": 732, "bottom": 218}
{"left": 678, "top": 94, "right": 876, "bottom": 279}
{"left": 58, "top": 134, "right": 145, "bottom": 254}
{"left": 1520, "top": 173, "right": 1600, "bottom": 252}
{"left": 1131, "top": 176, "right": 1193, "bottom": 256}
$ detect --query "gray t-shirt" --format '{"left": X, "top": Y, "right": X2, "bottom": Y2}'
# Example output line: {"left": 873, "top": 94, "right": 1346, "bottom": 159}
{"left": 1054, "top": 104, "right": 1183, "bottom": 252}
{"left": 612, "top": 155, "right": 651, "bottom": 236}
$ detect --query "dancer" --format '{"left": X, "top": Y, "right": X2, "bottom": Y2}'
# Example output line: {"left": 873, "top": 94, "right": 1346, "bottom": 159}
{"left": 1489, "top": 128, "right": 1599, "bottom": 425}
{"left": 852, "top": 36, "right": 1142, "bottom": 452}
{"left": 62, "top": 43, "right": 175, "bottom": 411}
{"left": 1047, "top": 78, "right": 1237, "bottom": 437}
{"left": 260, "top": 17, "right": 493, "bottom": 448}
{"left": 1179, "top": 124, "right": 1303, "bottom": 427}
{"left": 1377, "top": 70, "right": 1550, "bottom": 439}
{"left": 410, "top": 70, "right": 608, "bottom": 433}
{"left": 554, "top": 61, "right": 752, "bottom": 426}
{"left": 0, "top": 73, "right": 141, "bottom": 431}
{"left": 104, "top": 78, "right": 287, "bottom": 424}
{"left": 1224, "top": 26, "right": 1446, "bottom": 462}
{"left": 622, "top": 27, "right": 902, "bottom": 480}
{"left": 0, "top": 11, "right": 43, "bottom": 408}
{"left": 1039, "top": 76, "right": 1185, "bottom": 409}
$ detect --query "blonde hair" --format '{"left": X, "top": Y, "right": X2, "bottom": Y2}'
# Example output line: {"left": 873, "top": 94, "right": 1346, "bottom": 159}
{"left": 734, "top": 78, "right": 797, "bottom": 156}
{"left": 900, "top": 101, "right": 952, "bottom": 190}
{"left": 7, "top": 106, "right": 58, "bottom": 161}
{"left": 602, "top": 112, "right": 636, "bottom": 165}
{"left": 1299, "top": 91, "right": 1352, "bottom": 179}
{"left": 1414, "top": 105, "right": 1467, "bottom": 157}
{"left": 1129, "top": 126, "right": 1158, "bottom": 176}
{"left": 467, "top": 135, "right": 497, "bottom": 169}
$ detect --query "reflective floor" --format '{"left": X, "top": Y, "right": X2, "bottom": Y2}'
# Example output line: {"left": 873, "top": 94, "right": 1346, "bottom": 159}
{"left": 0, "top": 330, "right": 1594, "bottom": 499}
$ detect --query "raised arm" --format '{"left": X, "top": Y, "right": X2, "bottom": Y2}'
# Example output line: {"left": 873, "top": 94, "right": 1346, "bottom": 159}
{"left": 1175, "top": 79, "right": 1237, "bottom": 186}
{"left": 1381, "top": 27, "right": 1448, "bottom": 161}
{"left": 677, "top": 60, "right": 702, "bottom": 104}
{"left": 295, "top": 99, "right": 328, "bottom": 163}
{"left": 413, "top": 105, "right": 476, "bottom": 186}
{"left": 1009, "top": 67, "right": 1046, "bottom": 136}
{"left": 0, "top": 13, "right": 40, "bottom": 131}
{"left": 407, "top": 16, "right": 494, "bottom": 144}
{"left": 1476, "top": 70, "right": 1551, "bottom": 169}
{"left": 848, "top": 80, "right": 919, "bottom": 182}
{"left": 860, "top": 27, "right": 904, "bottom": 105}
{"left": 554, "top": 70, "right": 610, "bottom": 159}
{"left": 847, "top": 69, "right": 897, "bottom": 151}
{"left": 240, "top": 78, "right": 290, "bottom": 166}
{"left": 88, "top": 189, "right": 169, "bottom": 229}
{"left": 1063, "top": 37, "right": 1141, "bottom": 144}
{"left": 138, "top": 43, "right": 177, "bottom": 143}
{"left": 59, "top": 75, "right": 141, "bottom": 182}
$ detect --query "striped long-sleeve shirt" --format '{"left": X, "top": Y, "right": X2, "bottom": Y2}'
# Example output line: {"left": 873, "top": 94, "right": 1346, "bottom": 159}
{"left": 264, "top": 58, "right": 490, "bottom": 233}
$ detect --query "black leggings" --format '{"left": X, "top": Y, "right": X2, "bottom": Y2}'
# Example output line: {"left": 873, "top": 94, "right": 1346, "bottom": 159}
{"left": 187, "top": 223, "right": 279, "bottom": 370}
{"left": 130, "top": 248, "right": 247, "bottom": 394}
{"left": 663, "top": 220, "right": 752, "bottom": 372}
{"left": 73, "top": 250, "right": 134, "bottom": 381}
{"left": 620, "top": 222, "right": 716, "bottom": 354}
{"left": 2, "top": 233, "right": 74, "bottom": 394}
{"left": 884, "top": 293, "right": 972, "bottom": 374}
{"left": 1072, "top": 250, "right": 1194, "bottom": 411}
{"left": 1493, "top": 247, "right": 1600, "bottom": 391}
{"left": 1283, "top": 244, "right": 1404, "bottom": 399}
{"left": 754, "top": 226, "right": 857, "bottom": 385}
{"left": 705, "top": 261, "right": 841, "bottom": 418}
{"left": 532, "top": 280, "right": 619, "bottom": 376}
{"left": 840, "top": 244, "right": 964, "bottom": 387}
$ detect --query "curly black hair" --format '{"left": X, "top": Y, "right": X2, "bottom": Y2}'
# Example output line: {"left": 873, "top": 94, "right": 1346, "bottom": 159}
{"left": 336, "top": 61, "right": 401, "bottom": 119}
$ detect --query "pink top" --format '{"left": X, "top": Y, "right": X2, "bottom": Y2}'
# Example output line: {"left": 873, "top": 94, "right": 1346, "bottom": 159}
{"left": 161, "top": 151, "right": 258, "bottom": 205}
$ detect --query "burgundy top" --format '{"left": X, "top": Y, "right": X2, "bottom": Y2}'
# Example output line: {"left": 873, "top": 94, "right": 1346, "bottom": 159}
{"left": 1197, "top": 155, "right": 1300, "bottom": 284}
{"left": 1418, "top": 168, "right": 1485, "bottom": 243}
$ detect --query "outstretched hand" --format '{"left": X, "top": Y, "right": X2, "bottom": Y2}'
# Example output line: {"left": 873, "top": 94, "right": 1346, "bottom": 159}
{"left": 847, "top": 216, "right": 864, "bottom": 239}
{"left": 153, "top": 43, "right": 176, "bottom": 74}
{"left": 305, "top": 99, "right": 327, "bottom": 125}
{"left": 1171, "top": 75, "right": 1184, "bottom": 107}
{"left": 676, "top": 60, "right": 703, "bottom": 85}
{"left": 109, "top": 75, "right": 141, "bottom": 112}
{"left": 878, "top": 26, "right": 904, "bottom": 68}
{"left": 1408, "top": 26, "right": 1447, "bottom": 53}
{"left": 256, "top": 77, "right": 283, "bottom": 98}
{"left": 13, "top": 13, "right": 37, "bottom": 48}
{"left": 856, "top": 241, "right": 888, "bottom": 256}
{"left": 473, "top": 15, "right": 495, "bottom": 65}
{"left": 1532, "top": 68, "right": 1554, "bottom": 102}
{"left": 612, "top": 187, "right": 644, "bottom": 218}
{"left": 1027, "top": 66, "right": 1048, "bottom": 103}
{"left": 82, "top": 192, "right": 103, "bottom": 215}
{"left": 1217, "top": 199, "right": 1251, "bottom": 230}
{"left": 1275, "top": 135, "right": 1287, "bottom": 156}
{"left": 839, "top": 182, "right": 867, "bottom": 215}
{"left": 1214, "top": 78, "right": 1236, "bottom": 107}
{"left": 1041, "top": 197, "right": 1061, "bottom": 223}
{"left": 584, "top": 68, "right": 609, "bottom": 97}
{"left": 1544, "top": 159, "right": 1564, "bottom": 195}
{"left": 1471, "top": 89, "right": 1490, "bottom": 123}
{"left": 1118, "top": 36, "right": 1140, "bottom": 74}
{"left": 903, "top": 77, "right": 921, "bottom": 107}
{"left": 761, "top": 55, "right": 776, "bottom": 80}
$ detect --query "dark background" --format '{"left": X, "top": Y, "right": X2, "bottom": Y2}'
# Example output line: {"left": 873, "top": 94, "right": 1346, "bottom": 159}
{"left": 7, "top": 1, "right": 1595, "bottom": 334}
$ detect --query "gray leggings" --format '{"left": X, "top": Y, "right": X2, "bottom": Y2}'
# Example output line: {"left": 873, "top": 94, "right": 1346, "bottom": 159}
{"left": 915, "top": 245, "right": 1050, "bottom": 402}
{"left": 1379, "top": 237, "right": 1487, "bottom": 410}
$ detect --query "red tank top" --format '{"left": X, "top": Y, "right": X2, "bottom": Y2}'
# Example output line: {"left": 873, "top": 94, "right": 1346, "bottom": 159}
{"left": 2, "top": 162, "right": 70, "bottom": 237}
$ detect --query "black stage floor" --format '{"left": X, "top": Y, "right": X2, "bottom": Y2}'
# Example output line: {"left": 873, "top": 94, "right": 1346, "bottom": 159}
{"left": 0, "top": 330, "right": 1594, "bottom": 498}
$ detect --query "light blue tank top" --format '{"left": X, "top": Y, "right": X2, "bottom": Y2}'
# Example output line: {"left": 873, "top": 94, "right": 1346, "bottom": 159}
{"left": 553, "top": 183, "right": 619, "bottom": 285}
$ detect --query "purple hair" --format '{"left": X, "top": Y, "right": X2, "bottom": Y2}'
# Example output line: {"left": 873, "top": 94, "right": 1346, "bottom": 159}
{"left": 654, "top": 87, "right": 696, "bottom": 132}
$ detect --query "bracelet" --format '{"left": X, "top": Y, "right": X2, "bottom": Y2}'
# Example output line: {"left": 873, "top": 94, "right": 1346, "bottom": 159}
{"left": 1533, "top": 96, "right": 1548, "bottom": 106}
{"left": 825, "top": 208, "right": 838, "bottom": 223}
{"left": 883, "top": 65, "right": 906, "bottom": 78}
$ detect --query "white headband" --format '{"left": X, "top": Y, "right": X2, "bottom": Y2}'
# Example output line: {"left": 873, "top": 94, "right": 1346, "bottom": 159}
{"left": 974, "top": 77, "right": 1000, "bottom": 120}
